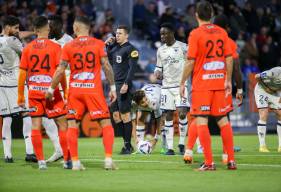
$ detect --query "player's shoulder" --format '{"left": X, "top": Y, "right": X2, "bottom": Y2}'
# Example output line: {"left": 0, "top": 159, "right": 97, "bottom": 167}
{"left": 62, "top": 33, "right": 73, "bottom": 41}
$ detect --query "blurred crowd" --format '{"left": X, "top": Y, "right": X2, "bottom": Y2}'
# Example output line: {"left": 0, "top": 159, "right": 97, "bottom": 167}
{"left": 1, "top": 0, "right": 281, "bottom": 80}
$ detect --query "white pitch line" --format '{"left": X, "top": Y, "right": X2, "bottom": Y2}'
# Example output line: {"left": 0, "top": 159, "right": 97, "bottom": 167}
{"left": 81, "top": 158, "right": 281, "bottom": 168}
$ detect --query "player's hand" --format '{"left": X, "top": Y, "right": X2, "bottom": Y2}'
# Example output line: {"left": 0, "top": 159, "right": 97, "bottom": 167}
{"left": 225, "top": 80, "right": 232, "bottom": 97}
{"left": 154, "top": 70, "right": 163, "bottom": 80}
{"left": 45, "top": 92, "right": 54, "bottom": 101}
{"left": 120, "top": 83, "right": 128, "bottom": 94}
{"left": 236, "top": 92, "right": 243, "bottom": 107}
{"left": 180, "top": 84, "right": 186, "bottom": 98}
{"left": 105, "top": 36, "right": 115, "bottom": 45}
{"left": 17, "top": 96, "right": 25, "bottom": 108}
{"left": 109, "top": 90, "right": 117, "bottom": 104}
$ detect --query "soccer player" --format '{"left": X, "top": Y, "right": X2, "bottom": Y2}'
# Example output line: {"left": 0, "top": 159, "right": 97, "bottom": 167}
{"left": 105, "top": 25, "right": 139, "bottom": 154}
{"left": 46, "top": 16, "right": 117, "bottom": 170}
{"left": 154, "top": 23, "right": 190, "bottom": 155}
{"left": 0, "top": 15, "right": 36, "bottom": 163}
{"left": 180, "top": 2, "right": 236, "bottom": 171}
{"left": 132, "top": 84, "right": 162, "bottom": 145}
{"left": 254, "top": 67, "right": 281, "bottom": 152}
{"left": 184, "top": 14, "right": 244, "bottom": 164}
{"left": 18, "top": 16, "right": 69, "bottom": 170}
{"left": 42, "top": 15, "right": 73, "bottom": 163}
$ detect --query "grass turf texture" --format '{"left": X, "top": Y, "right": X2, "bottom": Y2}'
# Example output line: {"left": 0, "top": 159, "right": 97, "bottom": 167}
{"left": 0, "top": 135, "right": 281, "bottom": 192}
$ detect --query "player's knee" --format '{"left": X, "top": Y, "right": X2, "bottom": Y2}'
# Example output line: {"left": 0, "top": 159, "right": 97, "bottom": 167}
{"left": 178, "top": 112, "right": 187, "bottom": 120}
{"left": 165, "top": 112, "right": 173, "bottom": 121}
{"left": 121, "top": 112, "right": 131, "bottom": 123}
{"left": 259, "top": 110, "right": 268, "bottom": 122}
{"left": 112, "top": 112, "right": 121, "bottom": 123}
{"left": 217, "top": 116, "right": 229, "bottom": 127}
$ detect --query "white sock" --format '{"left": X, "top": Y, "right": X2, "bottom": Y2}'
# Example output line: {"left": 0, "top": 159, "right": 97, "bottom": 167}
{"left": 161, "top": 128, "right": 167, "bottom": 149}
{"left": 178, "top": 118, "right": 188, "bottom": 145}
{"left": 136, "top": 125, "right": 145, "bottom": 143}
{"left": 277, "top": 121, "right": 281, "bottom": 147}
{"left": 42, "top": 117, "right": 62, "bottom": 154}
{"left": 2, "top": 117, "right": 12, "bottom": 158}
{"left": 22, "top": 116, "right": 34, "bottom": 154}
{"left": 257, "top": 120, "right": 266, "bottom": 147}
{"left": 165, "top": 120, "right": 174, "bottom": 150}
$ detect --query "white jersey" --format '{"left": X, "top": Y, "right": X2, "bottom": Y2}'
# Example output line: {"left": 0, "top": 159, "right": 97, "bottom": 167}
{"left": 259, "top": 67, "right": 281, "bottom": 91}
{"left": 0, "top": 35, "right": 23, "bottom": 86}
{"left": 52, "top": 33, "right": 73, "bottom": 47}
{"left": 155, "top": 41, "right": 187, "bottom": 88}
{"left": 141, "top": 84, "right": 161, "bottom": 111}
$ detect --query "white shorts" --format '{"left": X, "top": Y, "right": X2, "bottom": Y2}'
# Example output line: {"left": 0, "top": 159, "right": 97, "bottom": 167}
{"left": 0, "top": 86, "right": 29, "bottom": 116}
{"left": 160, "top": 86, "right": 190, "bottom": 111}
{"left": 131, "top": 106, "right": 162, "bottom": 120}
{"left": 254, "top": 83, "right": 281, "bottom": 110}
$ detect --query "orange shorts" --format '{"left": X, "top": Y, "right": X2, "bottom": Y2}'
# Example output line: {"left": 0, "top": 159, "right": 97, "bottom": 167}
{"left": 29, "top": 90, "right": 67, "bottom": 118}
{"left": 67, "top": 93, "right": 110, "bottom": 120}
{"left": 190, "top": 90, "right": 231, "bottom": 116}
{"left": 226, "top": 94, "right": 233, "bottom": 113}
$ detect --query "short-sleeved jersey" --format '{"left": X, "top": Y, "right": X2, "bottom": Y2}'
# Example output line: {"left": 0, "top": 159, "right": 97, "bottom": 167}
{"left": 0, "top": 35, "right": 23, "bottom": 86}
{"left": 259, "top": 67, "right": 281, "bottom": 91}
{"left": 20, "top": 38, "right": 61, "bottom": 99}
{"left": 52, "top": 33, "right": 73, "bottom": 47}
{"left": 61, "top": 36, "right": 106, "bottom": 94}
{"left": 155, "top": 41, "right": 187, "bottom": 88}
{"left": 228, "top": 37, "right": 238, "bottom": 59}
{"left": 187, "top": 24, "right": 232, "bottom": 91}
{"left": 141, "top": 84, "right": 161, "bottom": 111}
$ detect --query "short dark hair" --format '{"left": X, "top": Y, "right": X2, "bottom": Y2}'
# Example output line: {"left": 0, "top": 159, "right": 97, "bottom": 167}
{"left": 213, "top": 14, "right": 229, "bottom": 30}
{"left": 160, "top": 22, "right": 175, "bottom": 33}
{"left": 3, "top": 15, "right": 20, "bottom": 27}
{"left": 48, "top": 15, "right": 63, "bottom": 28}
{"left": 132, "top": 90, "right": 146, "bottom": 105}
{"left": 196, "top": 1, "right": 213, "bottom": 21}
{"left": 74, "top": 16, "right": 91, "bottom": 27}
{"left": 33, "top": 16, "right": 48, "bottom": 30}
{"left": 117, "top": 25, "right": 130, "bottom": 34}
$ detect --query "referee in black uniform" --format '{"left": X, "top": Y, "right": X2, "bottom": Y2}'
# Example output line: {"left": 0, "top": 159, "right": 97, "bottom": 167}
{"left": 105, "top": 25, "right": 139, "bottom": 154}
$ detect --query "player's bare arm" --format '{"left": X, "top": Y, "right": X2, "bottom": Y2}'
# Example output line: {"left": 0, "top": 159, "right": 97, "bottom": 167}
{"left": 180, "top": 59, "right": 194, "bottom": 97}
{"left": 45, "top": 61, "right": 67, "bottom": 100}
{"left": 17, "top": 68, "right": 27, "bottom": 107}
{"left": 225, "top": 56, "right": 233, "bottom": 95}
{"left": 233, "top": 58, "right": 243, "bottom": 105}
{"left": 101, "top": 56, "right": 117, "bottom": 104}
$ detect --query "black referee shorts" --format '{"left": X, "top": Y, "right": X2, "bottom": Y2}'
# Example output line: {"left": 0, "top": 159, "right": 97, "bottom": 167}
{"left": 110, "top": 83, "right": 132, "bottom": 114}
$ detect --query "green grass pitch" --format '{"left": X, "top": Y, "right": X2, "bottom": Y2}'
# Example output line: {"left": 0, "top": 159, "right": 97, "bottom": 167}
{"left": 0, "top": 135, "right": 281, "bottom": 192}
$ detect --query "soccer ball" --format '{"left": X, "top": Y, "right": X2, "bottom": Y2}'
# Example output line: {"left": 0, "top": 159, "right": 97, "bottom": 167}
{"left": 137, "top": 140, "right": 152, "bottom": 154}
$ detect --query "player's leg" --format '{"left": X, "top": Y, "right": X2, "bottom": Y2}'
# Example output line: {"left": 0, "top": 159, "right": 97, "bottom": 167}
{"left": 160, "top": 88, "right": 176, "bottom": 155}
{"left": 184, "top": 119, "right": 197, "bottom": 164}
{"left": 136, "top": 111, "right": 147, "bottom": 143}
{"left": 42, "top": 117, "right": 63, "bottom": 162}
{"left": 22, "top": 114, "right": 37, "bottom": 162}
{"left": 254, "top": 84, "right": 270, "bottom": 152}
{"left": 31, "top": 117, "right": 46, "bottom": 170}
{"left": 1, "top": 116, "right": 13, "bottom": 162}
{"left": 66, "top": 93, "right": 85, "bottom": 170}
{"left": 274, "top": 108, "right": 281, "bottom": 152}
{"left": 190, "top": 90, "right": 214, "bottom": 170}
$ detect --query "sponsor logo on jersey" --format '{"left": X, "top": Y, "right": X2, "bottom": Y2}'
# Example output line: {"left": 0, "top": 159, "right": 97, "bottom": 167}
{"left": 73, "top": 72, "right": 94, "bottom": 80}
{"left": 200, "top": 105, "right": 210, "bottom": 111}
{"left": 29, "top": 85, "right": 48, "bottom": 91}
{"left": 0, "top": 69, "right": 13, "bottom": 75}
{"left": 164, "top": 56, "right": 179, "bottom": 64}
{"left": 68, "top": 109, "right": 76, "bottom": 114}
{"left": 203, "top": 61, "right": 225, "bottom": 71}
{"left": 131, "top": 50, "right": 139, "bottom": 58}
{"left": 202, "top": 73, "right": 224, "bottom": 80}
{"left": 70, "top": 82, "right": 95, "bottom": 88}
{"left": 29, "top": 75, "right": 52, "bottom": 83}
{"left": 116, "top": 55, "right": 122, "bottom": 63}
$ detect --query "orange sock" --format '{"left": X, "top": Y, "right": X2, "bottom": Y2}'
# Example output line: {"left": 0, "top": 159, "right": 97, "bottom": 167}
{"left": 220, "top": 123, "right": 235, "bottom": 162}
{"left": 67, "top": 127, "right": 79, "bottom": 161}
{"left": 59, "top": 130, "right": 69, "bottom": 161}
{"left": 197, "top": 124, "right": 213, "bottom": 165}
{"left": 187, "top": 120, "right": 198, "bottom": 150}
{"left": 102, "top": 125, "right": 114, "bottom": 157}
{"left": 31, "top": 129, "right": 44, "bottom": 161}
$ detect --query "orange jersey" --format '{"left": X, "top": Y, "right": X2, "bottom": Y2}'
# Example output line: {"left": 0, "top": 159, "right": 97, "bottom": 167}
{"left": 61, "top": 36, "right": 106, "bottom": 94}
{"left": 20, "top": 38, "right": 61, "bottom": 99}
{"left": 187, "top": 24, "right": 232, "bottom": 91}
{"left": 228, "top": 37, "right": 238, "bottom": 59}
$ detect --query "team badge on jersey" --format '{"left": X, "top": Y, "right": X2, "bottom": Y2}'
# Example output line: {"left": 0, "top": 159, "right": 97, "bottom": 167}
{"left": 130, "top": 50, "right": 139, "bottom": 58}
{"left": 116, "top": 55, "right": 122, "bottom": 63}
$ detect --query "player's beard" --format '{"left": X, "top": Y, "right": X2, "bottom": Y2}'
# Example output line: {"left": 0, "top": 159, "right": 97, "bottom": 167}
{"left": 10, "top": 31, "right": 19, "bottom": 39}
